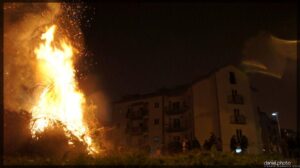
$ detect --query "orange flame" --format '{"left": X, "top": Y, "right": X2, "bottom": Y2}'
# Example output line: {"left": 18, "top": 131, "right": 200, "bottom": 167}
{"left": 30, "top": 25, "right": 98, "bottom": 154}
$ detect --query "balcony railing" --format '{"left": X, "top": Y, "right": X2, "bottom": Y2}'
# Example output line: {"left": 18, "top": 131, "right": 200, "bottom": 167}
{"left": 127, "top": 109, "right": 148, "bottom": 120}
{"left": 227, "top": 95, "right": 244, "bottom": 104}
{"left": 165, "top": 106, "right": 188, "bottom": 115}
{"left": 230, "top": 115, "right": 246, "bottom": 124}
{"left": 126, "top": 126, "right": 148, "bottom": 135}
{"left": 127, "top": 113, "right": 144, "bottom": 120}
{"left": 166, "top": 126, "right": 187, "bottom": 133}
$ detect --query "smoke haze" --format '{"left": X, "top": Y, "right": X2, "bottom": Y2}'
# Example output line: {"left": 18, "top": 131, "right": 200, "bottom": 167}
{"left": 4, "top": 3, "right": 62, "bottom": 111}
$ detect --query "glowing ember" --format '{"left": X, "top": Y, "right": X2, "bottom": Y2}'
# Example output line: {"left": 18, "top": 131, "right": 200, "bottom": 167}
{"left": 30, "top": 25, "right": 98, "bottom": 154}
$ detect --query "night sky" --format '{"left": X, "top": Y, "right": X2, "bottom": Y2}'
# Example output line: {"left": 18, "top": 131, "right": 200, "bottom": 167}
{"left": 78, "top": 2, "right": 297, "bottom": 129}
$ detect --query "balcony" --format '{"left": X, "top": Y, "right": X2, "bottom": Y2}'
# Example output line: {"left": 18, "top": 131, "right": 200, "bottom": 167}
{"left": 227, "top": 95, "right": 244, "bottom": 104}
{"left": 230, "top": 115, "right": 246, "bottom": 124}
{"left": 126, "top": 108, "right": 148, "bottom": 120}
{"left": 127, "top": 113, "right": 144, "bottom": 120}
{"left": 165, "top": 106, "right": 188, "bottom": 115}
{"left": 166, "top": 126, "right": 187, "bottom": 133}
{"left": 126, "top": 126, "right": 148, "bottom": 136}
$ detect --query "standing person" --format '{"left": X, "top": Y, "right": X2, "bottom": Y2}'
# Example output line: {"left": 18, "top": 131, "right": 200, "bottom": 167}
{"left": 182, "top": 138, "right": 188, "bottom": 153}
{"left": 241, "top": 135, "right": 248, "bottom": 153}
{"left": 216, "top": 137, "right": 222, "bottom": 151}
{"left": 230, "top": 135, "right": 237, "bottom": 152}
{"left": 191, "top": 137, "right": 201, "bottom": 150}
{"left": 155, "top": 147, "right": 161, "bottom": 156}
{"left": 203, "top": 140, "right": 210, "bottom": 151}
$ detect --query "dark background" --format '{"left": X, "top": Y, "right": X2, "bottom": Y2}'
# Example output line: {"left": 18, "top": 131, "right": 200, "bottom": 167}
{"left": 79, "top": 2, "right": 297, "bottom": 130}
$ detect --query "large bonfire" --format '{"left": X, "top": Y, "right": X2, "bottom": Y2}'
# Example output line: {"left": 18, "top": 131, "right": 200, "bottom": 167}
{"left": 30, "top": 25, "right": 98, "bottom": 155}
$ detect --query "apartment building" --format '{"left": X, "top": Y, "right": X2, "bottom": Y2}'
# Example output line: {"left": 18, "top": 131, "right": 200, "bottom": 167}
{"left": 111, "top": 65, "right": 262, "bottom": 154}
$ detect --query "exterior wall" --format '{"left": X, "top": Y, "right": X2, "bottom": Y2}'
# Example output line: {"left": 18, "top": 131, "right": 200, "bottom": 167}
{"left": 163, "top": 89, "right": 194, "bottom": 148}
{"left": 191, "top": 75, "right": 220, "bottom": 145}
{"left": 111, "top": 102, "right": 128, "bottom": 148}
{"left": 112, "top": 91, "right": 193, "bottom": 152}
{"left": 111, "top": 96, "right": 164, "bottom": 152}
{"left": 215, "top": 65, "right": 261, "bottom": 154}
{"left": 147, "top": 96, "right": 164, "bottom": 152}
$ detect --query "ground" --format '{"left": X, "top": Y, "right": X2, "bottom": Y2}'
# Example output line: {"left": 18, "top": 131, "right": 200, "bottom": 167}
{"left": 4, "top": 150, "right": 297, "bottom": 166}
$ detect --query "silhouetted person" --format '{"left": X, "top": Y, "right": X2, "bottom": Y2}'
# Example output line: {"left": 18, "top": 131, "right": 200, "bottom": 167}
{"left": 208, "top": 133, "right": 217, "bottom": 145}
{"left": 182, "top": 138, "right": 188, "bottom": 152}
{"left": 203, "top": 140, "right": 210, "bottom": 151}
{"left": 186, "top": 139, "right": 192, "bottom": 151}
{"left": 216, "top": 137, "right": 222, "bottom": 151}
{"left": 230, "top": 135, "right": 237, "bottom": 152}
{"left": 240, "top": 135, "right": 248, "bottom": 152}
{"left": 168, "top": 140, "right": 182, "bottom": 153}
{"left": 191, "top": 138, "right": 201, "bottom": 150}
{"left": 287, "top": 136, "right": 296, "bottom": 158}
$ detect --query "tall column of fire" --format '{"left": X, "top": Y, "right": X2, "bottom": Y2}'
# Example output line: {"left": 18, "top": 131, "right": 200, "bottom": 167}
{"left": 30, "top": 25, "right": 98, "bottom": 155}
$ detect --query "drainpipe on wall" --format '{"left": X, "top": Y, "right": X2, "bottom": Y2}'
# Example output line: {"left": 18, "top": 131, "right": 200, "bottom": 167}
{"left": 162, "top": 95, "right": 165, "bottom": 152}
{"left": 214, "top": 74, "right": 222, "bottom": 147}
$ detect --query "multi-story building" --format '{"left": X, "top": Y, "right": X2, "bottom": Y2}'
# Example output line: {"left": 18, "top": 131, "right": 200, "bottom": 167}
{"left": 111, "top": 65, "right": 262, "bottom": 154}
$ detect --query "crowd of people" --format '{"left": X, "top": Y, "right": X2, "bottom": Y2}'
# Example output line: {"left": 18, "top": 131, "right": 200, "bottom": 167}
{"left": 167, "top": 133, "right": 224, "bottom": 154}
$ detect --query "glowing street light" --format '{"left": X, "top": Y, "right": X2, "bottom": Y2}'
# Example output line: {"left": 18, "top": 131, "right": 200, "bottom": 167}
{"left": 272, "top": 112, "right": 281, "bottom": 154}
{"left": 235, "top": 146, "right": 242, "bottom": 154}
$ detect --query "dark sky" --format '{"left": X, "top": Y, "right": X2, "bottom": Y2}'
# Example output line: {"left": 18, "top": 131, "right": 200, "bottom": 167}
{"left": 79, "top": 2, "right": 297, "bottom": 102}
{"left": 77, "top": 2, "right": 298, "bottom": 130}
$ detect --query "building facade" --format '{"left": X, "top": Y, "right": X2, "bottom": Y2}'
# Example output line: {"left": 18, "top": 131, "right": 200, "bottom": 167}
{"left": 111, "top": 65, "right": 262, "bottom": 154}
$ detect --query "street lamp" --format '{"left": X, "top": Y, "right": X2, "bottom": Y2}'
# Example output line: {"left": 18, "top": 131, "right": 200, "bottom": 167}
{"left": 235, "top": 146, "right": 242, "bottom": 154}
{"left": 272, "top": 112, "right": 281, "bottom": 153}
{"left": 272, "top": 112, "right": 281, "bottom": 136}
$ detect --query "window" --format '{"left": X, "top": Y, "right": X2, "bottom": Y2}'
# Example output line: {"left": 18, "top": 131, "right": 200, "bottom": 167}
{"left": 231, "top": 109, "right": 246, "bottom": 124}
{"left": 236, "top": 129, "right": 243, "bottom": 141}
{"left": 173, "top": 118, "right": 181, "bottom": 128}
{"left": 234, "top": 109, "right": 240, "bottom": 122}
{"left": 154, "top": 102, "right": 159, "bottom": 108}
{"left": 234, "top": 109, "right": 240, "bottom": 116}
{"left": 154, "top": 118, "right": 159, "bottom": 125}
{"left": 173, "top": 102, "right": 180, "bottom": 110}
{"left": 228, "top": 90, "right": 244, "bottom": 104}
{"left": 229, "top": 71, "right": 236, "bottom": 84}
{"left": 168, "top": 101, "right": 172, "bottom": 108}
{"left": 183, "top": 101, "right": 187, "bottom": 108}
{"left": 153, "top": 136, "right": 160, "bottom": 143}
{"left": 232, "top": 89, "right": 237, "bottom": 96}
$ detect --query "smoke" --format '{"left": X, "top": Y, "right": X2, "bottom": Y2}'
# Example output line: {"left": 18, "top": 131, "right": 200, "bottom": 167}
{"left": 4, "top": 3, "right": 62, "bottom": 111}
{"left": 4, "top": 2, "right": 89, "bottom": 112}
{"left": 241, "top": 32, "right": 298, "bottom": 78}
